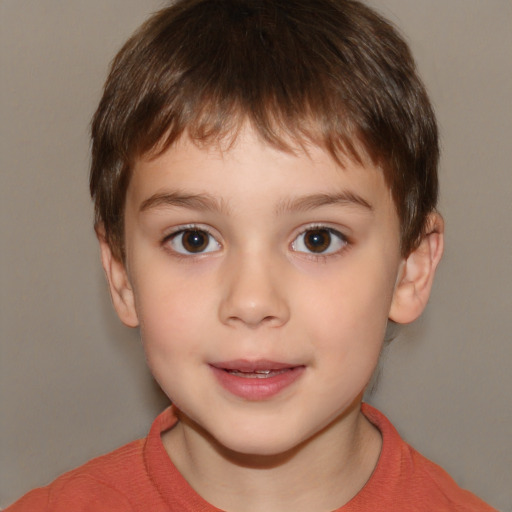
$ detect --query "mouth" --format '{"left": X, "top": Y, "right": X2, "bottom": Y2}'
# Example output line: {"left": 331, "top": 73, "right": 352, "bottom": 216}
{"left": 219, "top": 367, "right": 293, "bottom": 379}
{"left": 211, "top": 359, "right": 300, "bottom": 375}
{"left": 209, "top": 360, "right": 305, "bottom": 399}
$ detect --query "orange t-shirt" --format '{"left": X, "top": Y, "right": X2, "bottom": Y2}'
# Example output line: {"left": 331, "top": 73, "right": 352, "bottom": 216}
{"left": 6, "top": 404, "right": 495, "bottom": 511}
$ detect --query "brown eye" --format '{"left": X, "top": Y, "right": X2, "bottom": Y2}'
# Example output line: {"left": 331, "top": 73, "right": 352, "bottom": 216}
{"left": 182, "top": 230, "right": 209, "bottom": 252}
{"left": 304, "top": 229, "right": 331, "bottom": 253}
{"left": 292, "top": 227, "right": 347, "bottom": 255}
{"left": 168, "top": 229, "right": 220, "bottom": 255}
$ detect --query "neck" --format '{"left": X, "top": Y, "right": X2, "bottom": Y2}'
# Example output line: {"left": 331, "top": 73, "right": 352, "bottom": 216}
{"left": 162, "top": 399, "right": 382, "bottom": 512}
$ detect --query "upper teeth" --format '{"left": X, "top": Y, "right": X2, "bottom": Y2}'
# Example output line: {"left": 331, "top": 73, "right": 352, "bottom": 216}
{"left": 254, "top": 370, "right": 271, "bottom": 374}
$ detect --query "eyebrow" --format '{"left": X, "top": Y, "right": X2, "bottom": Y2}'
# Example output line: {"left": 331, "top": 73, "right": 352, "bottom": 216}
{"left": 275, "top": 191, "right": 373, "bottom": 215}
{"left": 139, "top": 190, "right": 373, "bottom": 216}
{"left": 139, "top": 191, "right": 229, "bottom": 214}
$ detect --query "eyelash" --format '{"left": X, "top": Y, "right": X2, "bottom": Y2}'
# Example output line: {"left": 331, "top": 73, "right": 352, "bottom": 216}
{"left": 162, "top": 225, "right": 221, "bottom": 257}
{"left": 291, "top": 225, "right": 349, "bottom": 260}
{"left": 161, "top": 224, "right": 349, "bottom": 260}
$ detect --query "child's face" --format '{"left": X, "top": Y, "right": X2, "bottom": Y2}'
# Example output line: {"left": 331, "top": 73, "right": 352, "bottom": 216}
{"left": 116, "top": 127, "right": 404, "bottom": 455}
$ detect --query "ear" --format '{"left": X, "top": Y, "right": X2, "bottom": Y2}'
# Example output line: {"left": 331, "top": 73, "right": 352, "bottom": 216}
{"left": 96, "top": 226, "right": 139, "bottom": 328}
{"left": 389, "top": 213, "right": 444, "bottom": 324}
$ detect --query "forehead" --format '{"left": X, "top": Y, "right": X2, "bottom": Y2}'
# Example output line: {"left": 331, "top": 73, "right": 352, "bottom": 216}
{"left": 127, "top": 127, "right": 394, "bottom": 218}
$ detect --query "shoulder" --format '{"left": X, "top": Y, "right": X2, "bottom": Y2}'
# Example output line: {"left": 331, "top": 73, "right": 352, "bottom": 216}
{"left": 399, "top": 441, "right": 496, "bottom": 511}
{"left": 5, "top": 408, "right": 180, "bottom": 512}
{"left": 350, "top": 404, "right": 497, "bottom": 511}
{"left": 4, "top": 408, "right": 182, "bottom": 512}
{"left": 4, "top": 439, "right": 144, "bottom": 512}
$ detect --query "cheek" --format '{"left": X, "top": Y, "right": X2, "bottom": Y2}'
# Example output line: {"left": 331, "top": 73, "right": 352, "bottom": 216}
{"left": 133, "top": 272, "right": 213, "bottom": 362}
{"left": 136, "top": 289, "right": 206, "bottom": 403}
{"left": 300, "top": 259, "right": 396, "bottom": 356}
{"left": 304, "top": 283, "right": 390, "bottom": 402}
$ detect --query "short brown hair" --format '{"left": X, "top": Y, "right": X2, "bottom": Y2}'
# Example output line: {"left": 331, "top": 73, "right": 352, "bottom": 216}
{"left": 90, "top": 0, "right": 438, "bottom": 261}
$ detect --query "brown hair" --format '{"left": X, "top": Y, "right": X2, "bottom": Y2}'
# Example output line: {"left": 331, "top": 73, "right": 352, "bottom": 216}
{"left": 90, "top": 0, "right": 438, "bottom": 261}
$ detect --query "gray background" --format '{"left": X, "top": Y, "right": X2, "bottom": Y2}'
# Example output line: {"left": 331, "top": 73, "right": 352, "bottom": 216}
{"left": 1, "top": 1, "right": 511, "bottom": 510}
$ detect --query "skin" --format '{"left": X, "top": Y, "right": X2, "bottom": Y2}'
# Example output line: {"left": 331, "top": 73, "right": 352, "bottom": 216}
{"left": 100, "top": 127, "right": 444, "bottom": 512}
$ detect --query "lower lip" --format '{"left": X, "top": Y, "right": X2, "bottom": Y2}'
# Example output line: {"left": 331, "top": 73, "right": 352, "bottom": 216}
{"left": 210, "top": 366, "right": 305, "bottom": 400}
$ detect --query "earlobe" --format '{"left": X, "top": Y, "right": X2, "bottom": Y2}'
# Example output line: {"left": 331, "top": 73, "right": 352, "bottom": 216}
{"left": 389, "top": 213, "right": 444, "bottom": 324}
{"left": 97, "top": 227, "right": 139, "bottom": 328}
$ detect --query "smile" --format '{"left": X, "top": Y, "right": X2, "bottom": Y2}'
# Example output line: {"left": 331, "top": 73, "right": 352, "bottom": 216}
{"left": 209, "top": 360, "right": 305, "bottom": 400}
{"left": 225, "top": 368, "right": 288, "bottom": 378}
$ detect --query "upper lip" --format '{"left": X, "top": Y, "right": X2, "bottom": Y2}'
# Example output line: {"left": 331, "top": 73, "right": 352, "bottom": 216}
{"left": 210, "top": 359, "right": 300, "bottom": 372}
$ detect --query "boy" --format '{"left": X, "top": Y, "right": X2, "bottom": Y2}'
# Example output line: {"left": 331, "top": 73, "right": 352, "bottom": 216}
{"left": 6, "top": 0, "right": 496, "bottom": 510}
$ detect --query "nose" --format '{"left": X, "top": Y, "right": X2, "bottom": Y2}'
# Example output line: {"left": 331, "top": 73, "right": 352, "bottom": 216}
{"left": 218, "top": 251, "right": 290, "bottom": 329}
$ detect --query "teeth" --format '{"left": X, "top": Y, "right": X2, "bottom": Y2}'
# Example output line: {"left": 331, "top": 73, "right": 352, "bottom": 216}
{"left": 227, "top": 368, "right": 287, "bottom": 378}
